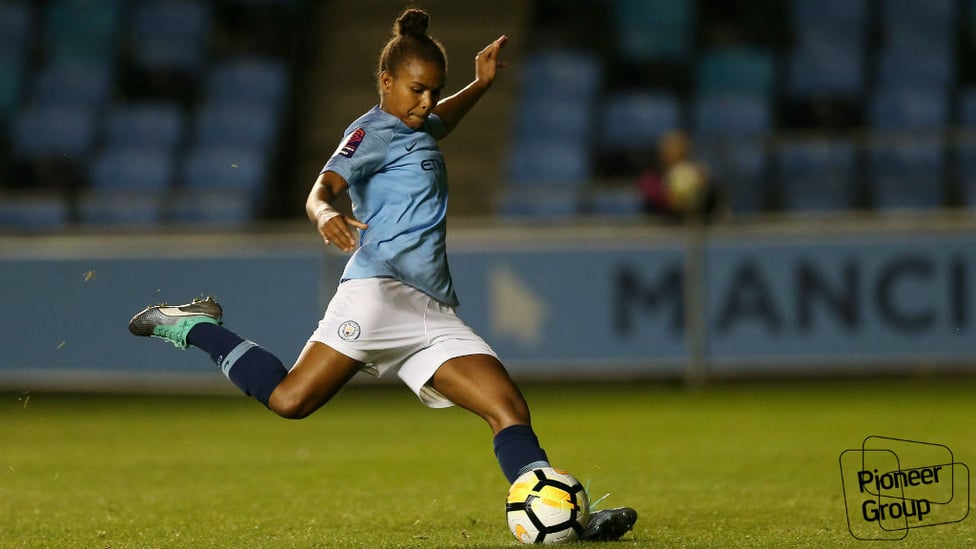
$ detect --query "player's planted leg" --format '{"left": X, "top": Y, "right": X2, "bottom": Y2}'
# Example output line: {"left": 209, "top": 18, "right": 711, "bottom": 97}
{"left": 431, "top": 354, "right": 551, "bottom": 482}
{"left": 581, "top": 507, "right": 638, "bottom": 542}
{"left": 432, "top": 354, "right": 637, "bottom": 541}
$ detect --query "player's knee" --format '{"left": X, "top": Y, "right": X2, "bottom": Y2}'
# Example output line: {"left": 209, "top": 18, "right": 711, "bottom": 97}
{"left": 269, "top": 398, "right": 309, "bottom": 419}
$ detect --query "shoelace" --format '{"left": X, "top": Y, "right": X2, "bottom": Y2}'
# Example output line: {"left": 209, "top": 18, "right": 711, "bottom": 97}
{"left": 584, "top": 479, "right": 611, "bottom": 513}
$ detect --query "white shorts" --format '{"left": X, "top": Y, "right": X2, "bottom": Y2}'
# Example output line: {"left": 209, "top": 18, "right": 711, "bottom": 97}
{"left": 309, "top": 277, "right": 497, "bottom": 408}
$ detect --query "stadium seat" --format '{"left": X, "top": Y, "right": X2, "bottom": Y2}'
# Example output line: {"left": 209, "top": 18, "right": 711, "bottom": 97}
{"left": 879, "top": 0, "right": 956, "bottom": 48}
{"left": 168, "top": 189, "right": 258, "bottom": 226}
{"left": 513, "top": 50, "right": 600, "bottom": 187}
{"left": 102, "top": 102, "right": 186, "bottom": 151}
{"left": 697, "top": 138, "right": 768, "bottom": 214}
{"left": 786, "top": 0, "right": 867, "bottom": 113}
{"left": 88, "top": 147, "right": 175, "bottom": 192}
{"left": 519, "top": 50, "right": 602, "bottom": 104}
{"left": 789, "top": 0, "right": 867, "bottom": 36}
{"left": 875, "top": 45, "right": 953, "bottom": 93}
{"left": 0, "top": 4, "right": 30, "bottom": 119}
{"left": 0, "top": 1, "right": 32, "bottom": 56}
{"left": 787, "top": 39, "right": 864, "bottom": 99}
{"left": 865, "top": 137, "right": 946, "bottom": 210}
{"left": 226, "top": 0, "right": 301, "bottom": 5}
{"left": 868, "top": 89, "right": 948, "bottom": 131}
{"left": 789, "top": 0, "right": 867, "bottom": 73}
{"left": 585, "top": 186, "right": 644, "bottom": 218}
{"left": 129, "top": 0, "right": 212, "bottom": 76}
{"left": 181, "top": 145, "right": 268, "bottom": 194}
{"left": 507, "top": 138, "right": 592, "bottom": 187}
{"left": 42, "top": 0, "right": 123, "bottom": 61}
{"left": 8, "top": 103, "right": 98, "bottom": 189}
{"left": 883, "top": 0, "right": 954, "bottom": 21}
{"left": 0, "top": 192, "right": 69, "bottom": 232}
{"left": 0, "top": 52, "right": 25, "bottom": 121}
{"left": 610, "top": 0, "right": 695, "bottom": 62}
{"left": 970, "top": 0, "right": 976, "bottom": 46}
{"left": 597, "top": 90, "right": 682, "bottom": 152}
{"left": 773, "top": 138, "right": 858, "bottom": 212}
{"left": 206, "top": 56, "right": 289, "bottom": 108}
{"left": 691, "top": 94, "right": 772, "bottom": 138}
{"left": 31, "top": 58, "right": 114, "bottom": 108}
{"left": 955, "top": 138, "right": 976, "bottom": 207}
{"left": 497, "top": 187, "right": 580, "bottom": 220}
{"left": 193, "top": 100, "right": 280, "bottom": 149}
{"left": 78, "top": 191, "right": 166, "bottom": 228}
{"left": 616, "top": 26, "right": 692, "bottom": 65}
{"left": 957, "top": 88, "right": 976, "bottom": 127}
{"left": 10, "top": 104, "right": 98, "bottom": 160}
{"left": 513, "top": 97, "right": 592, "bottom": 143}
{"left": 696, "top": 48, "right": 776, "bottom": 98}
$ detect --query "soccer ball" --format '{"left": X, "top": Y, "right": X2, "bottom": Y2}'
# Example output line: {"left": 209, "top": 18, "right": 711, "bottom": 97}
{"left": 506, "top": 467, "right": 589, "bottom": 544}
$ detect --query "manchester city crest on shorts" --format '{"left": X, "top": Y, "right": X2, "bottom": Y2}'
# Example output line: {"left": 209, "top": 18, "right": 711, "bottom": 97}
{"left": 338, "top": 320, "right": 361, "bottom": 341}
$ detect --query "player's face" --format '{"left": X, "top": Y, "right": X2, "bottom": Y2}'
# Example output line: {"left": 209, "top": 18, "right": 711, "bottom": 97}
{"left": 380, "top": 58, "right": 445, "bottom": 130}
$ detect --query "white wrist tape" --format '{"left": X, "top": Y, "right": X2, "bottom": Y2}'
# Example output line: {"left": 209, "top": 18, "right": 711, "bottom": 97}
{"left": 316, "top": 204, "right": 340, "bottom": 223}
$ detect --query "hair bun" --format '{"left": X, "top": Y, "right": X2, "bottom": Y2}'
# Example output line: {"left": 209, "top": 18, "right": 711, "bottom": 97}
{"left": 395, "top": 8, "right": 429, "bottom": 38}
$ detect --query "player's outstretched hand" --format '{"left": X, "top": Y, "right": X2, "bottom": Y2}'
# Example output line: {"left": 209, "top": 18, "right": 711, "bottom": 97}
{"left": 316, "top": 209, "right": 367, "bottom": 253}
{"left": 474, "top": 35, "right": 508, "bottom": 87}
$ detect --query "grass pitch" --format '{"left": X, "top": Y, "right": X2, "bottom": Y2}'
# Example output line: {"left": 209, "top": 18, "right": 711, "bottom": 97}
{"left": 2, "top": 377, "right": 976, "bottom": 548}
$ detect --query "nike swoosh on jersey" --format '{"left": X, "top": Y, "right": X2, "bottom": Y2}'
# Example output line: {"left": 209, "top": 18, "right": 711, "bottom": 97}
{"left": 405, "top": 142, "right": 417, "bottom": 151}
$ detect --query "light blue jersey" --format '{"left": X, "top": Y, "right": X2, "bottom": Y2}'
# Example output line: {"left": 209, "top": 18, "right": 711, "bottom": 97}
{"left": 322, "top": 106, "right": 457, "bottom": 306}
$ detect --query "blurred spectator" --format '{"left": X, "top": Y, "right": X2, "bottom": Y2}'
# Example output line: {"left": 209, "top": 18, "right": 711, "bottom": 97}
{"left": 636, "top": 130, "right": 717, "bottom": 221}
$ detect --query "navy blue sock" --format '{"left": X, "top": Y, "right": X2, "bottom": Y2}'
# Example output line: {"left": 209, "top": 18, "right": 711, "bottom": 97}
{"left": 493, "top": 424, "right": 551, "bottom": 483}
{"left": 186, "top": 323, "right": 287, "bottom": 407}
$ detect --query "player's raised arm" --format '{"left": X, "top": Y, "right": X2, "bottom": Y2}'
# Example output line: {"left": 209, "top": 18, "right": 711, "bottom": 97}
{"left": 306, "top": 170, "right": 367, "bottom": 252}
{"left": 432, "top": 35, "right": 508, "bottom": 138}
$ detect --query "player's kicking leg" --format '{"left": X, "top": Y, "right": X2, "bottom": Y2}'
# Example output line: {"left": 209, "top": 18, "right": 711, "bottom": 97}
{"left": 128, "top": 296, "right": 223, "bottom": 348}
{"left": 129, "top": 297, "right": 362, "bottom": 418}
{"left": 129, "top": 297, "right": 290, "bottom": 409}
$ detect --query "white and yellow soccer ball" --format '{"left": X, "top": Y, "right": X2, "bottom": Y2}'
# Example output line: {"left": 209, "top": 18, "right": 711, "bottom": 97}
{"left": 506, "top": 467, "right": 589, "bottom": 544}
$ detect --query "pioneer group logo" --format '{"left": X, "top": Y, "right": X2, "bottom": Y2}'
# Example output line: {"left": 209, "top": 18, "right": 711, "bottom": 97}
{"left": 839, "top": 436, "right": 970, "bottom": 540}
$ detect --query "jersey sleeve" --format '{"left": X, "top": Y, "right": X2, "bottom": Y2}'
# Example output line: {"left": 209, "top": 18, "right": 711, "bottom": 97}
{"left": 425, "top": 113, "right": 448, "bottom": 141}
{"left": 321, "top": 124, "right": 392, "bottom": 186}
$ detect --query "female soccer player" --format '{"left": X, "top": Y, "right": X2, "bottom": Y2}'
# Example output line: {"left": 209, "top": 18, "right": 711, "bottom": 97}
{"left": 129, "top": 8, "right": 635, "bottom": 541}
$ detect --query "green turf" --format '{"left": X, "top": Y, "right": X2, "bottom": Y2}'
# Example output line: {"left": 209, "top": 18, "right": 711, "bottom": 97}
{"left": 2, "top": 377, "right": 975, "bottom": 548}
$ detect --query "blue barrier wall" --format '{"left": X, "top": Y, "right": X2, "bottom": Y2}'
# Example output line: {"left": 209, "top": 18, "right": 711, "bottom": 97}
{"left": 451, "top": 244, "right": 687, "bottom": 375}
{"left": 705, "top": 233, "right": 975, "bottom": 370}
{"left": 0, "top": 235, "right": 334, "bottom": 389}
{"left": 451, "top": 228, "right": 976, "bottom": 376}
{"left": 1, "top": 223, "right": 974, "bottom": 389}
